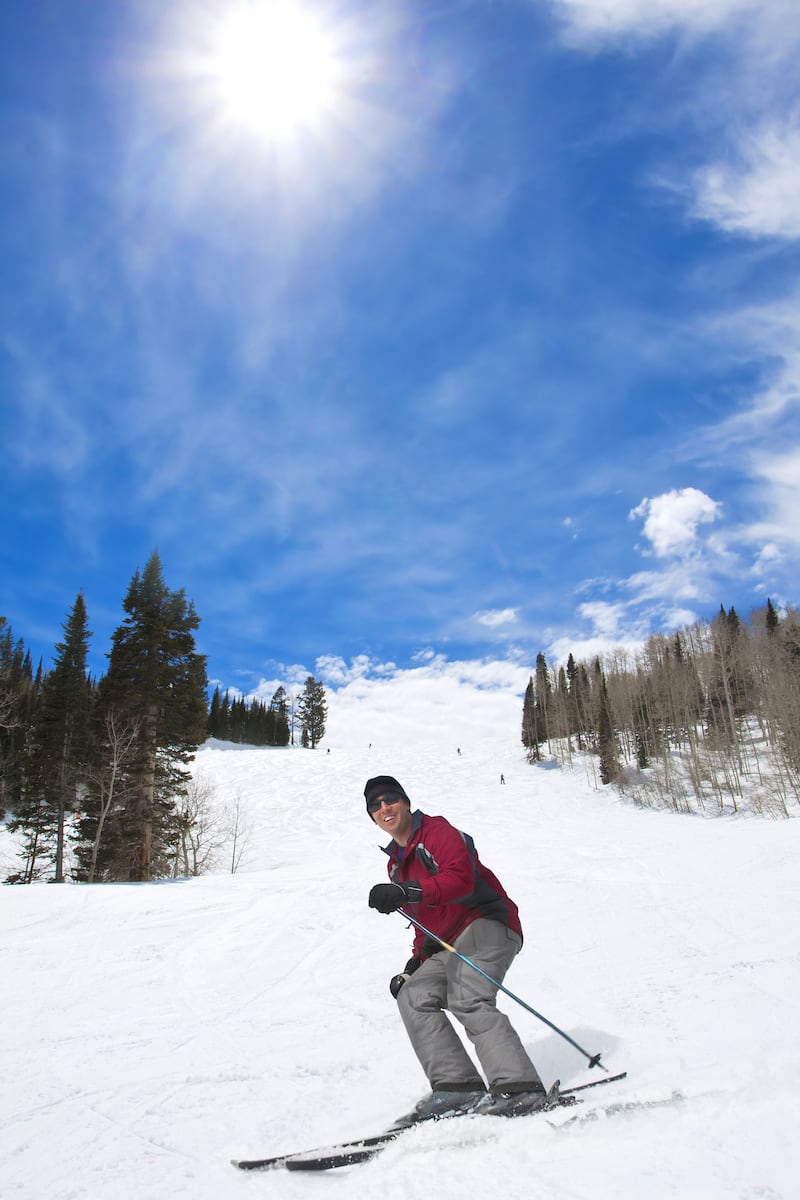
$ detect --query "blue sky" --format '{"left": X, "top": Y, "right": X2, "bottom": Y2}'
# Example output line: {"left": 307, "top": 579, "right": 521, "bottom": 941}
{"left": 2, "top": 0, "right": 799, "bottom": 703}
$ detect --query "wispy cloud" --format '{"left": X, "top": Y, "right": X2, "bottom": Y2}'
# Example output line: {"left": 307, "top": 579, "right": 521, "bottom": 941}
{"left": 550, "top": 0, "right": 800, "bottom": 247}
{"left": 743, "top": 446, "right": 800, "bottom": 553}
{"left": 548, "top": 0, "right": 787, "bottom": 41}
{"left": 690, "top": 119, "right": 800, "bottom": 240}
{"left": 693, "top": 296, "right": 800, "bottom": 446}
{"left": 474, "top": 608, "right": 519, "bottom": 628}
{"left": 4, "top": 0, "right": 798, "bottom": 696}
{"left": 314, "top": 654, "right": 397, "bottom": 687}
{"left": 673, "top": 296, "right": 800, "bottom": 588}
{"left": 539, "top": 0, "right": 800, "bottom": 647}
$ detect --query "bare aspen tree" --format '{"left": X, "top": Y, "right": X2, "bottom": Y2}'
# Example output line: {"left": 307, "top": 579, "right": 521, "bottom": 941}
{"left": 173, "top": 774, "right": 228, "bottom": 877}
{"left": 86, "top": 709, "right": 141, "bottom": 884}
{"left": 526, "top": 605, "right": 799, "bottom": 817}
{"left": 227, "top": 789, "right": 253, "bottom": 874}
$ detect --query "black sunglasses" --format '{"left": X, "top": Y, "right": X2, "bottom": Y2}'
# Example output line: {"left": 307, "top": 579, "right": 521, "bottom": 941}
{"left": 366, "top": 794, "right": 404, "bottom": 813}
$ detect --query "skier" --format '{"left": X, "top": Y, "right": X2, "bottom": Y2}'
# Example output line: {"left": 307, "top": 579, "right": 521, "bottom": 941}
{"left": 365, "top": 774, "right": 546, "bottom": 1126}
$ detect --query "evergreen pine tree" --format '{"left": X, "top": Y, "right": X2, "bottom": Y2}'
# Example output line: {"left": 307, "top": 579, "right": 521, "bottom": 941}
{"left": 521, "top": 676, "right": 539, "bottom": 761}
{"left": 82, "top": 553, "right": 208, "bottom": 881}
{"left": 219, "top": 690, "right": 231, "bottom": 740}
{"left": 297, "top": 676, "right": 327, "bottom": 748}
{"left": 207, "top": 686, "right": 222, "bottom": 737}
{"left": 534, "top": 652, "right": 552, "bottom": 752}
{"left": 1, "top": 620, "right": 38, "bottom": 825}
{"left": 593, "top": 659, "right": 619, "bottom": 785}
{"left": 23, "top": 593, "right": 92, "bottom": 882}
{"left": 269, "top": 686, "right": 290, "bottom": 746}
{"left": 0, "top": 617, "right": 18, "bottom": 818}
{"left": 565, "top": 652, "right": 589, "bottom": 745}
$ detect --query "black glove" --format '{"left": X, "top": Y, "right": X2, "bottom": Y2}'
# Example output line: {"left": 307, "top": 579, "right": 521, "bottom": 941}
{"left": 368, "top": 880, "right": 423, "bottom": 914}
{"left": 389, "top": 955, "right": 423, "bottom": 998}
{"left": 368, "top": 883, "right": 407, "bottom": 913}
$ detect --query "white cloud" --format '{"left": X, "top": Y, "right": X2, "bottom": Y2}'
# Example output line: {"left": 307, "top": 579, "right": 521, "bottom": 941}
{"left": 546, "top": 630, "right": 644, "bottom": 667}
{"left": 752, "top": 444, "right": 800, "bottom": 494}
{"left": 750, "top": 542, "right": 784, "bottom": 581}
{"left": 550, "top": 1, "right": 800, "bottom": 246}
{"left": 548, "top": 0, "right": 764, "bottom": 41}
{"left": 741, "top": 446, "right": 800, "bottom": 555}
{"left": 691, "top": 121, "right": 800, "bottom": 240}
{"left": 323, "top": 655, "right": 532, "bottom": 749}
{"left": 624, "top": 563, "right": 712, "bottom": 605}
{"left": 697, "top": 299, "right": 800, "bottom": 447}
{"left": 752, "top": 542, "right": 782, "bottom": 567}
{"left": 250, "top": 663, "right": 315, "bottom": 702}
{"left": 680, "top": 299, "right": 800, "bottom": 576}
{"left": 629, "top": 488, "right": 722, "bottom": 558}
{"left": 577, "top": 600, "right": 627, "bottom": 639}
{"left": 543, "top": 599, "right": 653, "bottom": 668}
{"left": 662, "top": 606, "right": 701, "bottom": 628}
{"left": 474, "top": 608, "right": 519, "bottom": 628}
{"left": 412, "top": 648, "right": 437, "bottom": 664}
{"left": 315, "top": 653, "right": 397, "bottom": 686}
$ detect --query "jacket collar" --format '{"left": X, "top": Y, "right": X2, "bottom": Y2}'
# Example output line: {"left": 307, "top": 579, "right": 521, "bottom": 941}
{"left": 381, "top": 808, "right": 423, "bottom": 857}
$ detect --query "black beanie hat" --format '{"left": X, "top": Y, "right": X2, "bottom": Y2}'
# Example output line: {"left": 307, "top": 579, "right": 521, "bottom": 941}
{"left": 364, "top": 775, "right": 409, "bottom": 815}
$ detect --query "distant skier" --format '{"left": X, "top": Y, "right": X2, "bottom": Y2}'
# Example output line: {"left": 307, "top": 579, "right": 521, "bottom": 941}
{"left": 364, "top": 774, "right": 546, "bottom": 1126}
{"left": 500, "top": 774, "right": 506, "bottom": 784}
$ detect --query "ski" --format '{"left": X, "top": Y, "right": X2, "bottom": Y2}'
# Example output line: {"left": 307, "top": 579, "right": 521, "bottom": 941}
{"left": 284, "top": 1132, "right": 402, "bottom": 1172}
{"left": 232, "top": 1131, "right": 397, "bottom": 1173}
{"left": 284, "top": 1080, "right": 569, "bottom": 1172}
{"left": 556, "top": 1086, "right": 682, "bottom": 1129}
{"left": 231, "top": 1070, "right": 628, "bottom": 1173}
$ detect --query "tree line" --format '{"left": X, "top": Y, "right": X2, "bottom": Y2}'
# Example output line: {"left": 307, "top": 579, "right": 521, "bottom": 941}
{"left": 1, "top": 553, "right": 327, "bottom": 885}
{"left": 207, "top": 677, "right": 328, "bottom": 749}
{"left": 522, "top": 600, "right": 800, "bottom": 816}
{"left": 8, "top": 568, "right": 792, "bottom": 885}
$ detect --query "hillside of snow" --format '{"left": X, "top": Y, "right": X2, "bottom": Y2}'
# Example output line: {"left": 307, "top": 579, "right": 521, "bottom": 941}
{"left": 3, "top": 731, "right": 800, "bottom": 1199}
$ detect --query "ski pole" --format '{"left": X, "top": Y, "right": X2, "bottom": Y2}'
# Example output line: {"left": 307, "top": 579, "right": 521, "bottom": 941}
{"left": 399, "top": 910, "right": 606, "bottom": 1072}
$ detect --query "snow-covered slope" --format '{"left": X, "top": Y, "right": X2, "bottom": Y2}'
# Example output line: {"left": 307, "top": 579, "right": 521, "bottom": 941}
{"left": 2, "top": 736, "right": 799, "bottom": 1199}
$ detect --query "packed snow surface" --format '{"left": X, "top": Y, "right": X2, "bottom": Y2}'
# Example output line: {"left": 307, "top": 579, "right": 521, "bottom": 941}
{"left": 3, "top": 735, "right": 800, "bottom": 1199}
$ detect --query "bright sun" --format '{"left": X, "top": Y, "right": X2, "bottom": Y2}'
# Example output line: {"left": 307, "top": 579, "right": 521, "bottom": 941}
{"left": 206, "top": 2, "right": 343, "bottom": 142}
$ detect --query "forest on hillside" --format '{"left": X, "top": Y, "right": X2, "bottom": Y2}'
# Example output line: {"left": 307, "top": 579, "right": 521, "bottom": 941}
{"left": 4, "top": 585, "right": 797, "bottom": 886}
{"left": 522, "top": 601, "right": 800, "bottom": 816}
{"left": 0, "top": 553, "right": 327, "bottom": 885}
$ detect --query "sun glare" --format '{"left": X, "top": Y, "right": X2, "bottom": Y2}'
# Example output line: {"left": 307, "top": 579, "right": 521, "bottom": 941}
{"left": 206, "top": 3, "right": 343, "bottom": 142}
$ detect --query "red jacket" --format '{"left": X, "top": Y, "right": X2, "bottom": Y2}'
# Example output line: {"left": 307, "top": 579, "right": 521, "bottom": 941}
{"left": 383, "top": 810, "right": 523, "bottom": 959}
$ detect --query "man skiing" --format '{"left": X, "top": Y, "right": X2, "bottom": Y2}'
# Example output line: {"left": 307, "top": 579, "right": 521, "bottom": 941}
{"left": 365, "top": 774, "right": 547, "bottom": 1126}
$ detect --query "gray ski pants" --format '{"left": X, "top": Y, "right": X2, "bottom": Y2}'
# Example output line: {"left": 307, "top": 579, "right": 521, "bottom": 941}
{"left": 395, "top": 918, "right": 542, "bottom": 1090}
